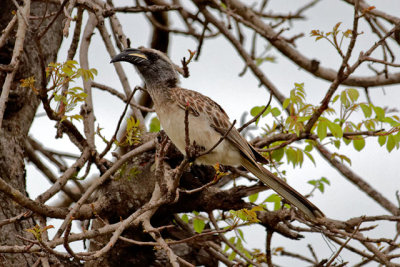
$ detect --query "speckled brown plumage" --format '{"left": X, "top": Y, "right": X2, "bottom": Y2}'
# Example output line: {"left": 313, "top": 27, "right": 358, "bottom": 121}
{"left": 170, "top": 86, "right": 267, "bottom": 164}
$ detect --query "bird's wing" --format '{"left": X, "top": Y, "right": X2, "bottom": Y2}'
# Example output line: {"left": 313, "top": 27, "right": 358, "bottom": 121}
{"left": 171, "top": 87, "right": 267, "bottom": 164}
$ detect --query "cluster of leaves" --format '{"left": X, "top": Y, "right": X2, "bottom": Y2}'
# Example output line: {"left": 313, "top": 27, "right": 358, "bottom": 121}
{"left": 248, "top": 82, "right": 399, "bottom": 213}
{"left": 115, "top": 117, "right": 142, "bottom": 147}
{"left": 181, "top": 211, "right": 206, "bottom": 234}
{"left": 308, "top": 177, "right": 331, "bottom": 194}
{"left": 229, "top": 206, "right": 263, "bottom": 225}
{"left": 224, "top": 208, "right": 268, "bottom": 262}
{"left": 249, "top": 191, "right": 294, "bottom": 212}
{"left": 254, "top": 45, "right": 276, "bottom": 66}
{"left": 47, "top": 60, "right": 97, "bottom": 121}
{"left": 326, "top": 88, "right": 400, "bottom": 153}
{"left": 213, "top": 163, "right": 229, "bottom": 182}
{"left": 252, "top": 83, "right": 399, "bottom": 167}
{"left": 310, "top": 22, "right": 353, "bottom": 55}
{"left": 26, "top": 224, "right": 54, "bottom": 241}
{"left": 22, "top": 60, "right": 97, "bottom": 122}
{"left": 181, "top": 209, "right": 262, "bottom": 263}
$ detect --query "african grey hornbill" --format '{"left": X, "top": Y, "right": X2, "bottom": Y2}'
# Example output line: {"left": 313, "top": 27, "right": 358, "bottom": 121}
{"left": 111, "top": 47, "right": 324, "bottom": 220}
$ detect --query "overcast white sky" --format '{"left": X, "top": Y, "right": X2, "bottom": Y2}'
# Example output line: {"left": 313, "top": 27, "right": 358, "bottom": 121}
{"left": 26, "top": 1, "right": 400, "bottom": 266}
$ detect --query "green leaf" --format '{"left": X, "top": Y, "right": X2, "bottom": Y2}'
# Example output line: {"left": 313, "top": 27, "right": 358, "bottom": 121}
{"left": 271, "top": 107, "right": 281, "bottom": 117}
{"left": 378, "top": 135, "right": 387, "bottom": 147}
{"left": 340, "top": 91, "right": 349, "bottom": 107}
{"left": 383, "top": 117, "right": 398, "bottom": 126}
{"left": 304, "top": 151, "right": 316, "bottom": 166}
{"left": 228, "top": 251, "right": 237, "bottom": 261}
{"left": 341, "top": 154, "right": 352, "bottom": 165}
{"left": 149, "top": 117, "right": 160, "bottom": 132}
{"left": 360, "top": 103, "right": 372, "bottom": 118}
{"left": 66, "top": 59, "right": 78, "bottom": 66}
{"left": 317, "top": 120, "right": 328, "bottom": 141}
{"left": 318, "top": 182, "right": 325, "bottom": 193}
{"left": 308, "top": 180, "right": 316, "bottom": 186}
{"left": 250, "top": 106, "right": 264, "bottom": 117}
{"left": 373, "top": 106, "right": 385, "bottom": 121}
{"left": 90, "top": 68, "right": 98, "bottom": 76}
{"left": 272, "top": 148, "right": 284, "bottom": 162}
{"left": 283, "top": 98, "right": 290, "bottom": 109}
{"left": 353, "top": 138, "right": 365, "bottom": 151}
{"left": 395, "top": 132, "right": 400, "bottom": 145}
{"left": 347, "top": 88, "right": 359, "bottom": 102}
{"left": 331, "top": 95, "right": 340, "bottom": 104}
{"left": 62, "top": 66, "right": 74, "bottom": 76}
{"left": 181, "top": 214, "right": 189, "bottom": 223}
{"left": 297, "top": 149, "right": 304, "bottom": 167}
{"left": 304, "top": 143, "right": 313, "bottom": 152}
{"left": 250, "top": 106, "right": 265, "bottom": 125}
{"left": 249, "top": 193, "right": 258, "bottom": 203}
{"left": 321, "top": 177, "right": 330, "bottom": 185}
{"left": 343, "top": 137, "right": 351, "bottom": 145}
{"left": 333, "top": 140, "right": 341, "bottom": 149}
{"left": 327, "top": 121, "right": 343, "bottom": 138}
{"left": 236, "top": 228, "right": 245, "bottom": 241}
{"left": 193, "top": 218, "right": 205, "bottom": 233}
{"left": 286, "top": 148, "right": 297, "bottom": 167}
{"left": 264, "top": 194, "right": 282, "bottom": 211}
{"left": 386, "top": 135, "right": 395, "bottom": 152}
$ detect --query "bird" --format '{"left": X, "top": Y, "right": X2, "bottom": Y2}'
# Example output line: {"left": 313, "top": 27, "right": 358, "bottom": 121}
{"left": 111, "top": 47, "right": 324, "bottom": 220}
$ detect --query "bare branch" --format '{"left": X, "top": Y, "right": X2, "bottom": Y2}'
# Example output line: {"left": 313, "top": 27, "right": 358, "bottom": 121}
{"left": 0, "top": 0, "right": 30, "bottom": 128}
{"left": 0, "top": 15, "right": 17, "bottom": 49}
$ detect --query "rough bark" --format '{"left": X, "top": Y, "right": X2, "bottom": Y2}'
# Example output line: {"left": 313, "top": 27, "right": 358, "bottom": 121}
{"left": 0, "top": 1, "right": 64, "bottom": 265}
{"left": 86, "top": 137, "right": 220, "bottom": 266}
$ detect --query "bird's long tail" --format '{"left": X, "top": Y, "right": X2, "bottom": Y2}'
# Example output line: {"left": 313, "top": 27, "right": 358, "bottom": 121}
{"left": 241, "top": 157, "right": 324, "bottom": 220}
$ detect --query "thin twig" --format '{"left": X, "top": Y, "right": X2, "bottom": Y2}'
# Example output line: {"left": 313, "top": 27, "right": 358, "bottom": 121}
{"left": 37, "top": 0, "right": 69, "bottom": 40}
{"left": 209, "top": 212, "right": 261, "bottom": 267}
{"left": 197, "top": 120, "right": 236, "bottom": 158}
{"left": 111, "top": 5, "right": 181, "bottom": 13}
{"left": 325, "top": 221, "right": 362, "bottom": 266}
{"left": 99, "top": 89, "right": 136, "bottom": 158}
{"left": 266, "top": 229, "right": 273, "bottom": 267}
{"left": 238, "top": 93, "right": 272, "bottom": 132}
{"left": 80, "top": 13, "right": 97, "bottom": 150}
{"left": 91, "top": 82, "right": 154, "bottom": 112}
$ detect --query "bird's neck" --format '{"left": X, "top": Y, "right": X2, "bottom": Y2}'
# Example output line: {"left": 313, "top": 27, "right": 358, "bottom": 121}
{"left": 136, "top": 66, "right": 179, "bottom": 105}
{"left": 144, "top": 77, "right": 178, "bottom": 89}
{"left": 145, "top": 82, "right": 174, "bottom": 107}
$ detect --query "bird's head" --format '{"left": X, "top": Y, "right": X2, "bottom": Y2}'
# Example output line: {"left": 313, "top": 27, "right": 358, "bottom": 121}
{"left": 110, "top": 47, "right": 179, "bottom": 88}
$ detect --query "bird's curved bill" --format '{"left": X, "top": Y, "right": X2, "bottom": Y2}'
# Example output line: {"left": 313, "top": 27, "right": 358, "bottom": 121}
{"left": 110, "top": 49, "right": 148, "bottom": 64}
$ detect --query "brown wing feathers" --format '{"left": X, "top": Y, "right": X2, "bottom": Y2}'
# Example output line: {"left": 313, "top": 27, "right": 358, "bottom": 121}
{"left": 171, "top": 87, "right": 324, "bottom": 220}
{"left": 172, "top": 87, "right": 264, "bottom": 162}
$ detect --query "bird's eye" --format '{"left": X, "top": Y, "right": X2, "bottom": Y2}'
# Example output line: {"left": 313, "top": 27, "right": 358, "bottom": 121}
{"left": 147, "top": 53, "right": 159, "bottom": 62}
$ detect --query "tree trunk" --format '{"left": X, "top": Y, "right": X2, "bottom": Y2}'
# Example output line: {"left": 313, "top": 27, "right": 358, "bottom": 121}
{"left": 0, "top": 1, "right": 64, "bottom": 265}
